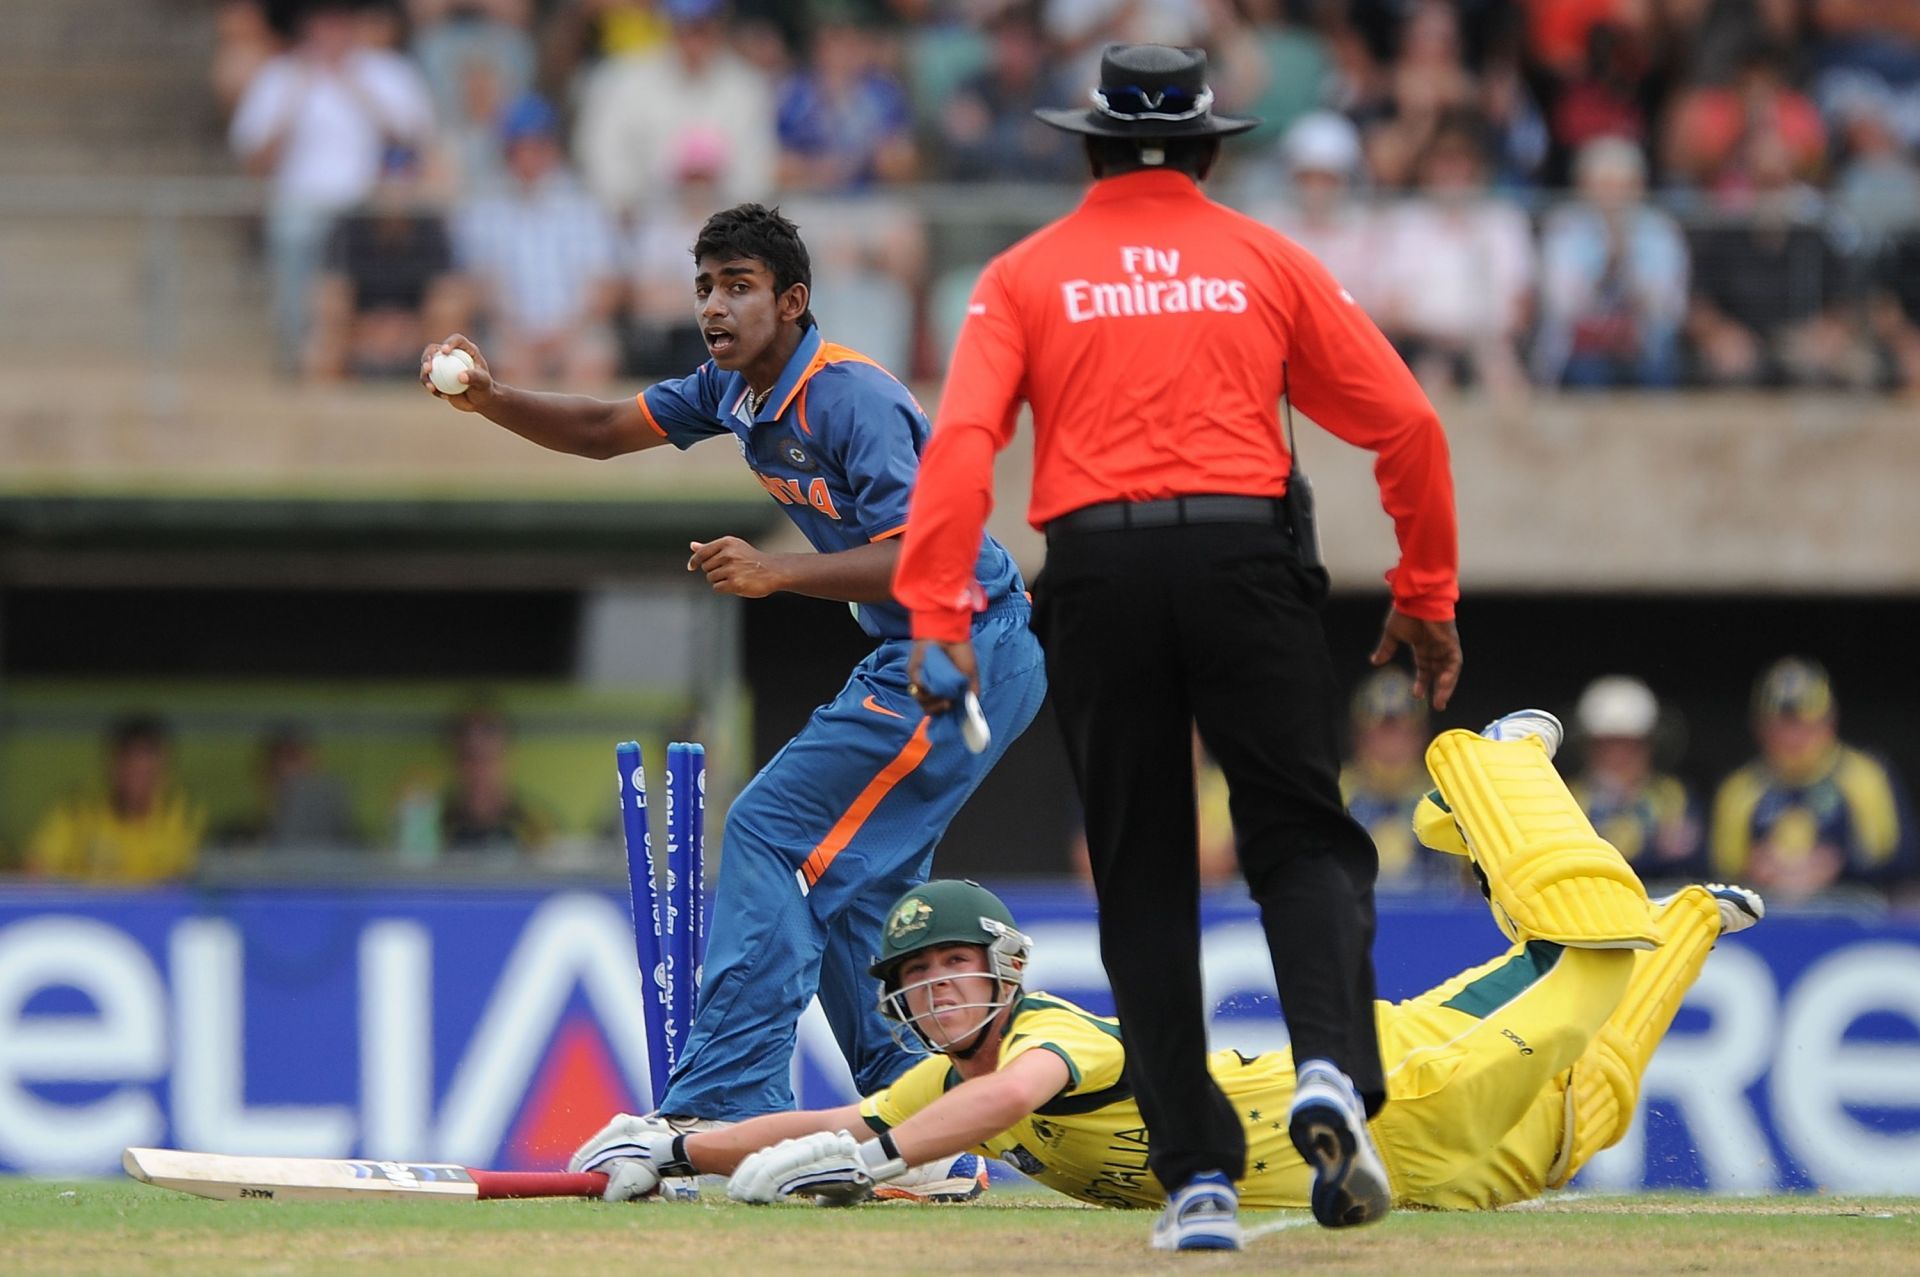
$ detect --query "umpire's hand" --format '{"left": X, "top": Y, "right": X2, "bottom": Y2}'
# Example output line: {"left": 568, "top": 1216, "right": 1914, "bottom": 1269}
{"left": 1372, "top": 608, "right": 1462, "bottom": 710}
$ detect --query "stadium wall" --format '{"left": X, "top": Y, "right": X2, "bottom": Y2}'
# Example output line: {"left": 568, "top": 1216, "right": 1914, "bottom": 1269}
{"left": 3, "top": 390, "right": 1915, "bottom": 594}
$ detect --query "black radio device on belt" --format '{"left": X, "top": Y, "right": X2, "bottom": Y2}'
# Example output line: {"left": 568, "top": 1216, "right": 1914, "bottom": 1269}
{"left": 1282, "top": 362, "right": 1330, "bottom": 590}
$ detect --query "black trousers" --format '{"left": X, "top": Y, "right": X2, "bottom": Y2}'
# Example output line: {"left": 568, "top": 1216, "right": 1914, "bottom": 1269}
{"left": 1033, "top": 519, "right": 1386, "bottom": 1192}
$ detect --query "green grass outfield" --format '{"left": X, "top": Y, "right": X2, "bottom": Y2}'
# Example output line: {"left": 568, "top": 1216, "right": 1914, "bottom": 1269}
{"left": 4, "top": 1182, "right": 1916, "bottom": 1277}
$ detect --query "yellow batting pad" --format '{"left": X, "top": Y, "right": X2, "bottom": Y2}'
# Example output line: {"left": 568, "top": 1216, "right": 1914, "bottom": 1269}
{"left": 1424, "top": 731, "right": 1658, "bottom": 950}
{"left": 1553, "top": 886, "right": 1725, "bottom": 1184}
{"left": 1550, "top": 1024, "right": 1635, "bottom": 1188}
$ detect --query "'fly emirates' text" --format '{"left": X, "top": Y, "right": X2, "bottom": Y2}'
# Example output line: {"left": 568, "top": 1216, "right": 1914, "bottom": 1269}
{"left": 1061, "top": 246, "right": 1248, "bottom": 323}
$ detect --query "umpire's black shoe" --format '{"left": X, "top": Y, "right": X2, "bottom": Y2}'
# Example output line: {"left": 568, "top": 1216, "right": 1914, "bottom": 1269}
{"left": 1289, "top": 1059, "right": 1391, "bottom": 1228}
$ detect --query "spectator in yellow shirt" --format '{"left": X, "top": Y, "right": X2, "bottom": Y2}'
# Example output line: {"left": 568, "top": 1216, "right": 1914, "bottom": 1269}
{"left": 27, "top": 714, "right": 207, "bottom": 883}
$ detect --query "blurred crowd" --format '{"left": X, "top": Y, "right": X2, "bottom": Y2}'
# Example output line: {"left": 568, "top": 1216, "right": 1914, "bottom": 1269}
{"left": 1328, "top": 656, "right": 1916, "bottom": 908}
{"left": 1060, "top": 654, "right": 1911, "bottom": 908}
{"left": 211, "top": 0, "right": 1920, "bottom": 392}
{"left": 17, "top": 707, "right": 563, "bottom": 879}
{"left": 12, "top": 657, "right": 1915, "bottom": 909}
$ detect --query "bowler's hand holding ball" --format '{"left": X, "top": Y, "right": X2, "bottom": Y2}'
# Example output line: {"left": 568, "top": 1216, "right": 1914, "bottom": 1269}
{"left": 419, "top": 337, "right": 492, "bottom": 411}
{"left": 429, "top": 348, "right": 475, "bottom": 395}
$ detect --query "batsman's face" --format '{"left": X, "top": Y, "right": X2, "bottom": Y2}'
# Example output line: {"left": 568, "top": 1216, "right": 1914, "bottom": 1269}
{"left": 694, "top": 255, "right": 799, "bottom": 373}
{"left": 897, "top": 944, "right": 996, "bottom": 1049}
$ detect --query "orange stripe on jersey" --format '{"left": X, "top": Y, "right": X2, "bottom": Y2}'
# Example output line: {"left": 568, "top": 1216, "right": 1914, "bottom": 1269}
{"left": 635, "top": 393, "right": 667, "bottom": 438}
{"left": 869, "top": 523, "right": 907, "bottom": 542}
{"left": 773, "top": 349, "right": 827, "bottom": 420}
{"left": 797, "top": 382, "right": 813, "bottom": 435}
{"left": 819, "top": 342, "right": 892, "bottom": 375}
{"left": 822, "top": 343, "right": 928, "bottom": 417}
{"left": 800, "top": 718, "right": 932, "bottom": 888}
{"left": 772, "top": 341, "right": 913, "bottom": 422}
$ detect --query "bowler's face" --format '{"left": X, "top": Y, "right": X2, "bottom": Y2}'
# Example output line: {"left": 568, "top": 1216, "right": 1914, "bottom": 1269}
{"left": 694, "top": 255, "right": 780, "bottom": 371}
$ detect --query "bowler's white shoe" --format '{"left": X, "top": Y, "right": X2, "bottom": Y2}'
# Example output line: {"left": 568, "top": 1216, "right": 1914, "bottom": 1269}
{"left": 1149, "top": 1171, "right": 1241, "bottom": 1251}
{"left": 1289, "top": 1059, "right": 1391, "bottom": 1229}
{"left": 872, "top": 1151, "right": 988, "bottom": 1203}
{"left": 1480, "top": 709, "right": 1564, "bottom": 759}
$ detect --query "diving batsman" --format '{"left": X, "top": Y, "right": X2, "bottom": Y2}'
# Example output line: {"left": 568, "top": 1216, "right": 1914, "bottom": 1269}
{"left": 571, "top": 710, "right": 1764, "bottom": 1244}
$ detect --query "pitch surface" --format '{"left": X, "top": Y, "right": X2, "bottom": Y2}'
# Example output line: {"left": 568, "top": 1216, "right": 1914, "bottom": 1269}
{"left": 3, "top": 1181, "right": 1915, "bottom": 1276}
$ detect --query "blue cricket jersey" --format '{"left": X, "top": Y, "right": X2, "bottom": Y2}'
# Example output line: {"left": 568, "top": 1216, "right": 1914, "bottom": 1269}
{"left": 637, "top": 324, "right": 1023, "bottom": 640}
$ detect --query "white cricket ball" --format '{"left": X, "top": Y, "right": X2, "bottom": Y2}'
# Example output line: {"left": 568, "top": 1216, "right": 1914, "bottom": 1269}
{"left": 430, "top": 348, "right": 476, "bottom": 395}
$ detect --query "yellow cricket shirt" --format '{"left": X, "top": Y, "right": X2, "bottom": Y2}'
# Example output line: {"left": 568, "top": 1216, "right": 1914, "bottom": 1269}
{"left": 859, "top": 992, "right": 1315, "bottom": 1209}
{"left": 25, "top": 792, "right": 206, "bottom": 883}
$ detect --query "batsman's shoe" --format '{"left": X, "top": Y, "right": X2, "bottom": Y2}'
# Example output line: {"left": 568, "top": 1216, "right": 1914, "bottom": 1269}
{"left": 1654, "top": 883, "right": 1764, "bottom": 936}
{"left": 1704, "top": 883, "right": 1764, "bottom": 934}
{"left": 1480, "top": 708, "right": 1564, "bottom": 758}
{"left": 1149, "top": 1171, "right": 1241, "bottom": 1252}
{"left": 1289, "top": 1060, "right": 1390, "bottom": 1229}
{"left": 1413, "top": 710, "right": 1567, "bottom": 859}
{"left": 872, "top": 1151, "right": 989, "bottom": 1203}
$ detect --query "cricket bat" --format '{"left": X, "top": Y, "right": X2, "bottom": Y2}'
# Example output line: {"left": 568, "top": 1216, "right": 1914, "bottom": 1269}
{"left": 123, "top": 1147, "right": 608, "bottom": 1203}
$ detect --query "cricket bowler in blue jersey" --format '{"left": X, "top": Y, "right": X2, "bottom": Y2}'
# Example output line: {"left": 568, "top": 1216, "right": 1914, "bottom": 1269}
{"left": 422, "top": 204, "right": 1046, "bottom": 1197}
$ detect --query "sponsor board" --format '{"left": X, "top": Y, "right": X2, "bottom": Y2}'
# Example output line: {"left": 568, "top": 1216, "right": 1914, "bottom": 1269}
{"left": 0, "top": 885, "right": 1914, "bottom": 1192}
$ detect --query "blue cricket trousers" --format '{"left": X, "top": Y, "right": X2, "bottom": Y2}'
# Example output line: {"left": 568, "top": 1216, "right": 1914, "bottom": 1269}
{"left": 660, "top": 597, "right": 1046, "bottom": 1119}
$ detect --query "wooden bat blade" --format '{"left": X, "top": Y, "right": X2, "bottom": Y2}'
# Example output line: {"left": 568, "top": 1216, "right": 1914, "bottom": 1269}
{"left": 123, "top": 1148, "right": 610, "bottom": 1202}
{"left": 124, "top": 1147, "right": 482, "bottom": 1202}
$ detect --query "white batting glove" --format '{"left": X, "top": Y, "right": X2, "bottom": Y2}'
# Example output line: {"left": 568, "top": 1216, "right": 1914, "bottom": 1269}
{"left": 729, "top": 1131, "right": 861, "bottom": 1205}
{"left": 569, "top": 1112, "right": 667, "bottom": 1172}
{"left": 568, "top": 1113, "right": 694, "bottom": 1202}
{"left": 727, "top": 1130, "right": 909, "bottom": 1207}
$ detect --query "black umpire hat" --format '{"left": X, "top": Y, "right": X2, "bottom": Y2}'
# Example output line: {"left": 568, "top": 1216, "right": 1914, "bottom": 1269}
{"left": 1036, "top": 44, "right": 1259, "bottom": 140}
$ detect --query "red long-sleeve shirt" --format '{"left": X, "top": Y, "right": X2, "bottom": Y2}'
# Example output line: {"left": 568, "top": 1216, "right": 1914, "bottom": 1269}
{"left": 894, "top": 169, "right": 1459, "bottom": 642}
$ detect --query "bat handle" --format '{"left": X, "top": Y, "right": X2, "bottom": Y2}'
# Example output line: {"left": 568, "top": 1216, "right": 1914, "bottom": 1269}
{"left": 469, "top": 1169, "right": 609, "bottom": 1200}
{"left": 960, "top": 691, "right": 991, "bottom": 755}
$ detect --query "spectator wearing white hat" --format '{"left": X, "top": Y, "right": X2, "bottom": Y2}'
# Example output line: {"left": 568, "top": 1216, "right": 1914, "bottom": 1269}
{"left": 1258, "top": 111, "right": 1384, "bottom": 317}
{"left": 1569, "top": 675, "right": 1703, "bottom": 883}
{"left": 1532, "top": 138, "right": 1689, "bottom": 389}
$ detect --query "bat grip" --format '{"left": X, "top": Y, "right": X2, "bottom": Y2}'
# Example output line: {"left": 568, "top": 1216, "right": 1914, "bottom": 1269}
{"left": 469, "top": 1169, "right": 610, "bottom": 1200}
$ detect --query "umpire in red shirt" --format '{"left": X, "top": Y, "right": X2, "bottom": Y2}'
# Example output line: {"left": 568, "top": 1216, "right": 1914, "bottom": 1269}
{"left": 894, "top": 45, "right": 1462, "bottom": 1250}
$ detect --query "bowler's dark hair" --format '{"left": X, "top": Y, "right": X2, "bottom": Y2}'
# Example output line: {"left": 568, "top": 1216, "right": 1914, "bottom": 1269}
{"left": 692, "top": 203, "right": 814, "bottom": 327}
{"left": 1085, "top": 135, "right": 1220, "bottom": 181}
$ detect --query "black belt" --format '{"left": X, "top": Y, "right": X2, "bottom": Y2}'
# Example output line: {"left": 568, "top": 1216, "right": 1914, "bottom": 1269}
{"left": 1045, "top": 495, "right": 1288, "bottom": 537}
